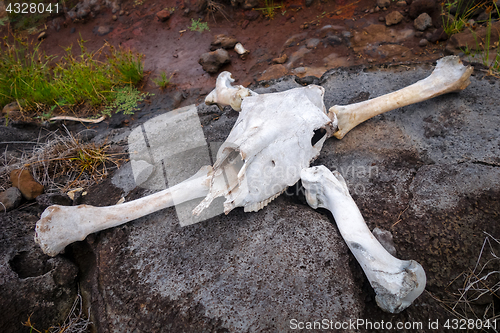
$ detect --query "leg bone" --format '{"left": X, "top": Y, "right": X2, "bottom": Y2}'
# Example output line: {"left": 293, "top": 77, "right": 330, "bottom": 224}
{"left": 35, "top": 166, "right": 213, "bottom": 257}
{"left": 205, "top": 71, "right": 256, "bottom": 111}
{"left": 300, "top": 166, "right": 426, "bottom": 313}
{"left": 329, "top": 56, "right": 473, "bottom": 139}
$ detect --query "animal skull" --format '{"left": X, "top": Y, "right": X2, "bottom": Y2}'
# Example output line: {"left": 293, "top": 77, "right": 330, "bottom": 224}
{"left": 34, "top": 56, "right": 473, "bottom": 313}
{"left": 194, "top": 84, "right": 337, "bottom": 215}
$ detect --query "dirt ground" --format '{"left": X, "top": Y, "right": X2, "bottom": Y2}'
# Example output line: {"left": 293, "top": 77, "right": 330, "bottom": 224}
{"left": 3, "top": 0, "right": 449, "bottom": 99}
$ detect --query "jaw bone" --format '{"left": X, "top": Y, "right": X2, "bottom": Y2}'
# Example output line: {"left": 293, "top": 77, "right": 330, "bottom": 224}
{"left": 329, "top": 56, "right": 473, "bottom": 139}
{"left": 35, "top": 166, "right": 213, "bottom": 257}
{"left": 300, "top": 166, "right": 426, "bottom": 313}
{"left": 205, "top": 71, "right": 256, "bottom": 111}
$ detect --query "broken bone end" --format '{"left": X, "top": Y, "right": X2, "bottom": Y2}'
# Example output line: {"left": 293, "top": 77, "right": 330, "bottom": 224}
{"left": 373, "top": 259, "right": 427, "bottom": 313}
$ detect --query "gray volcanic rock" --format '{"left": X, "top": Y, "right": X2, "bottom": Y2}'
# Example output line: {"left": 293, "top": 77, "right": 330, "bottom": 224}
{"left": 80, "top": 63, "right": 500, "bottom": 331}
{"left": 80, "top": 202, "right": 363, "bottom": 332}
{"left": 3, "top": 62, "right": 499, "bottom": 332}
{"left": 0, "top": 210, "right": 78, "bottom": 333}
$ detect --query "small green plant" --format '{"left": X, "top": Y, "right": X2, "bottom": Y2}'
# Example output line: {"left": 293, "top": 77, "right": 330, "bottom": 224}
{"left": 0, "top": 16, "right": 9, "bottom": 26}
{"left": 188, "top": 18, "right": 210, "bottom": 32}
{"left": 104, "top": 86, "right": 151, "bottom": 116}
{"left": 153, "top": 71, "right": 173, "bottom": 89}
{"left": 459, "top": 3, "right": 500, "bottom": 77}
{"left": 255, "top": 0, "right": 283, "bottom": 19}
{"left": 441, "top": 0, "right": 483, "bottom": 36}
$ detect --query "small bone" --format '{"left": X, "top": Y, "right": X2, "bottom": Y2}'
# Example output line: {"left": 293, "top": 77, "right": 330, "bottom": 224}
{"left": 234, "top": 42, "right": 249, "bottom": 60}
{"left": 329, "top": 56, "right": 473, "bottom": 139}
{"left": 48, "top": 115, "right": 106, "bottom": 123}
{"left": 35, "top": 166, "right": 213, "bottom": 256}
{"left": 300, "top": 166, "right": 426, "bottom": 313}
{"left": 205, "top": 71, "right": 256, "bottom": 111}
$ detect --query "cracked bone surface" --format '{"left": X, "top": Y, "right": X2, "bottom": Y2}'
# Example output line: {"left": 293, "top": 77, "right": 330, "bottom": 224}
{"left": 300, "top": 166, "right": 426, "bottom": 313}
{"left": 329, "top": 56, "right": 473, "bottom": 139}
{"left": 205, "top": 71, "right": 256, "bottom": 111}
{"left": 34, "top": 166, "right": 212, "bottom": 256}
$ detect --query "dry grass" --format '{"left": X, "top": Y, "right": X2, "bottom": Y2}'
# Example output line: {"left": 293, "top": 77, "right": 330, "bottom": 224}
{"left": 206, "top": 0, "right": 229, "bottom": 22}
{"left": 0, "top": 128, "right": 126, "bottom": 194}
{"left": 431, "top": 232, "right": 500, "bottom": 332}
{"left": 24, "top": 292, "right": 92, "bottom": 333}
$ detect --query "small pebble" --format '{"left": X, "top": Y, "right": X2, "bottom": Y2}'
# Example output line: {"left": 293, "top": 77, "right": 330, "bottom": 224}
{"left": 419, "top": 39, "right": 429, "bottom": 47}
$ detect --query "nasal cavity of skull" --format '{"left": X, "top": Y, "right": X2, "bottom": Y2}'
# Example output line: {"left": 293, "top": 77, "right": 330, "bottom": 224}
{"left": 221, "top": 150, "right": 245, "bottom": 186}
{"left": 311, "top": 128, "right": 327, "bottom": 147}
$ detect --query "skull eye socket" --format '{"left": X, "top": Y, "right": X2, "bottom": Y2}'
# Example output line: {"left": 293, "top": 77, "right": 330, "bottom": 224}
{"left": 311, "top": 128, "right": 327, "bottom": 147}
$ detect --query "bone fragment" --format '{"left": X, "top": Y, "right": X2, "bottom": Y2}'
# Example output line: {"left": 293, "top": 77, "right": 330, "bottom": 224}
{"left": 329, "top": 56, "right": 473, "bottom": 139}
{"left": 205, "top": 71, "right": 256, "bottom": 111}
{"left": 48, "top": 115, "right": 106, "bottom": 123}
{"left": 35, "top": 166, "right": 213, "bottom": 256}
{"left": 300, "top": 166, "right": 426, "bottom": 313}
{"left": 234, "top": 42, "right": 249, "bottom": 60}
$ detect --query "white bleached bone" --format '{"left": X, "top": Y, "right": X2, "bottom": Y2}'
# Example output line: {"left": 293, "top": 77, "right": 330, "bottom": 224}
{"left": 234, "top": 42, "right": 249, "bottom": 60}
{"left": 329, "top": 56, "right": 473, "bottom": 139}
{"left": 35, "top": 166, "right": 212, "bottom": 257}
{"left": 194, "top": 85, "right": 337, "bottom": 215}
{"left": 205, "top": 71, "right": 256, "bottom": 111}
{"left": 300, "top": 165, "right": 426, "bottom": 313}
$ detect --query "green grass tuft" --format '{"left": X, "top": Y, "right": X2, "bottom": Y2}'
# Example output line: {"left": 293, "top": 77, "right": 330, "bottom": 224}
{"left": 153, "top": 71, "right": 173, "bottom": 89}
{"left": 0, "top": 35, "right": 146, "bottom": 118}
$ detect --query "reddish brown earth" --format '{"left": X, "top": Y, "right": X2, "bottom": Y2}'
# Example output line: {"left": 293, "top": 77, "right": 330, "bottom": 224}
{"left": 4, "top": 0, "right": 449, "bottom": 105}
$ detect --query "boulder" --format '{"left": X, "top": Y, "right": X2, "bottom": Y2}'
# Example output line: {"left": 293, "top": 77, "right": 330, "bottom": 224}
{"left": 385, "top": 11, "right": 404, "bottom": 26}
{"left": 210, "top": 34, "right": 238, "bottom": 50}
{"left": 0, "top": 210, "right": 79, "bottom": 332}
{"left": 414, "top": 12, "right": 432, "bottom": 31}
{"left": 305, "top": 38, "right": 321, "bottom": 49}
{"left": 77, "top": 200, "right": 363, "bottom": 332}
{"left": 258, "top": 64, "right": 288, "bottom": 81}
{"left": 445, "top": 20, "right": 500, "bottom": 54}
{"left": 10, "top": 169, "right": 44, "bottom": 201}
{"left": 156, "top": 9, "right": 171, "bottom": 22}
{"left": 428, "top": 27, "right": 448, "bottom": 43}
{"left": 0, "top": 187, "right": 22, "bottom": 212}
{"left": 377, "top": 0, "right": 391, "bottom": 8}
{"left": 198, "top": 49, "right": 231, "bottom": 74}
{"left": 78, "top": 65, "right": 500, "bottom": 331}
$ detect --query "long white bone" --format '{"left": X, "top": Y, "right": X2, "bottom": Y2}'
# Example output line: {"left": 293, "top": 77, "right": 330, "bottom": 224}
{"left": 34, "top": 166, "right": 212, "bottom": 257}
{"left": 329, "top": 56, "right": 473, "bottom": 139}
{"left": 205, "top": 71, "right": 256, "bottom": 111}
{"left": 300, "top": 165, "right": 426, "bottom": 313}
